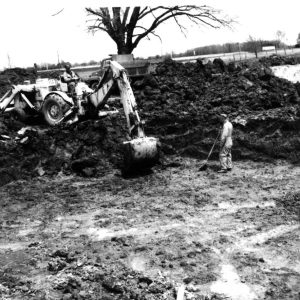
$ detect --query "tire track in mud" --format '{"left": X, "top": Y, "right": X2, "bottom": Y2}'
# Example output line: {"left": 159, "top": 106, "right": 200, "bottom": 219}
{"left": 0, "top": 159, "right": 299, "bottom": 299}
{"left": 51, "top": 160, "right": 300, "bottom": 299}
{"left": 42, "top": 200, "right": 298, "bottom": 299}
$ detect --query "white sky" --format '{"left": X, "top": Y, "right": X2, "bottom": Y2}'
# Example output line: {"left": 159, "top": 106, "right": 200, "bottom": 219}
{"left": 0, "top": 0, "right": 299, "bottom": 69}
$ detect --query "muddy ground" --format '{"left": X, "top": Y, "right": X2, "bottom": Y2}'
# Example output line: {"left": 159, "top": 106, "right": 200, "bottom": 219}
{"left": 0, "top": 56, "right": 300, "bottom": 299}
{"left": 0, "top": 157, "right": 299, "bottom": 300}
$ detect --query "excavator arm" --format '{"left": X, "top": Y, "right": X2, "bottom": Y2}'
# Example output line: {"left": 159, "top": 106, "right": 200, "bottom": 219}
{"left": 90, "top": 61, "right": 159, "bottom": 172}
{"left": 90, "top": 61, "right": 145, "bottom": 139}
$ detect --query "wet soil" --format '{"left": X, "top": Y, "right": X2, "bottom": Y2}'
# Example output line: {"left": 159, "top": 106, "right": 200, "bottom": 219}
{"left": 0, "top": 157, "right": 299, "bottom": 299}
{"left": 1, "top": 55, "right": 300, "bottom": 299}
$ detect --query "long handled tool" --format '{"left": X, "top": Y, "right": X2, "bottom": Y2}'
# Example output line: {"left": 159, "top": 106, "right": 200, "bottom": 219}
{"left": 199, "top": 131, "right": 220, "bottom": 171}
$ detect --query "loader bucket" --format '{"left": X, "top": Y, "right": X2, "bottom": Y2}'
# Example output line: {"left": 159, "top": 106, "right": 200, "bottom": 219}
{"left": 122, "top": 137, "right": 159, "bottom": 173}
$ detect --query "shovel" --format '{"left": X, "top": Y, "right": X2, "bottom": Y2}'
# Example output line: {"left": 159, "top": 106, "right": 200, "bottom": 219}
{"left": 199, "top": 131, "right": 220, "bottom": 171}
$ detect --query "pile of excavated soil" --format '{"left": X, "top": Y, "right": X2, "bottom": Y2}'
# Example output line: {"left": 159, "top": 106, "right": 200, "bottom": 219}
{"left": 0, "top": 68, "right": 37, "bottom": 97}
{"left": 0, "top": 114, "right": 128, "bottom": 186}
{"left": 134, "top": 57, "right": 300, "bottom": 162}
{"left": 259, "top": 54, "right": 300, "bottom": 67}
{"left": 0, "top": 56, "right": 299, "bottom": 185}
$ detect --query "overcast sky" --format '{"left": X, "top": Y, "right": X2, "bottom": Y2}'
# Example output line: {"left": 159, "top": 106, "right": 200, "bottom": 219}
{"left": 0, "top": 0, "right": 299, "bottom": 69}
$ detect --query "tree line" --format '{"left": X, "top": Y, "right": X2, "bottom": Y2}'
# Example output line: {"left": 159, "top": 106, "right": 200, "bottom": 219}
{"left": 34, "top": 36, "right": 292, "bottom": 71}
{"left": 35, "top": 60, "right": 99, "bottom": 71}
{"left": 172, "top": 37, "right": 291, "bottom": 58}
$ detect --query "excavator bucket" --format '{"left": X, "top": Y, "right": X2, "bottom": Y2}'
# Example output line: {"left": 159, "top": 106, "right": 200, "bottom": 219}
{"left": 122, "top": 137, "right": 159, "bottom": 173}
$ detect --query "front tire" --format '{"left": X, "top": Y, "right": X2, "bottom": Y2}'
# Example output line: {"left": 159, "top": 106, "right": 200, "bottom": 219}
{"left": 42, "top": 94, "right": 70, "bottom": 126}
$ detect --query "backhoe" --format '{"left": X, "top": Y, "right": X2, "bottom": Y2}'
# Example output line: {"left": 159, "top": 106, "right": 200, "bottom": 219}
{"left": 0, "top": 61, "right": 159, "bottom": 172}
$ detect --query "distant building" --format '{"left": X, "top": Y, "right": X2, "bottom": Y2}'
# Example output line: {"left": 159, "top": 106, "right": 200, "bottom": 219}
{"left": 262, "top": 46, "right": 276, "bottom": 52}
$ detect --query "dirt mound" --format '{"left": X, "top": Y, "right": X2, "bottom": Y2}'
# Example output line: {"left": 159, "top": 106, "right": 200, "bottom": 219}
{"left": 0, "top": 68, "right": 37, "bottom": 97}
{"left": 134, "top": 57, "right": 300, "bottom": 162}
{"left": 0, "top": 56, "right": 299, "bottom": 185}
{"left": 0, "top": 114, "right": 128, "bottom": 186}
{"left": 259, "top": 54, "right": 300, "bottom": 67}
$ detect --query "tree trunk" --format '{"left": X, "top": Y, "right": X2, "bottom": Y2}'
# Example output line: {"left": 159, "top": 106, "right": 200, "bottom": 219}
{"left": 117, "top": 43, "right": 134, "bottom": 54}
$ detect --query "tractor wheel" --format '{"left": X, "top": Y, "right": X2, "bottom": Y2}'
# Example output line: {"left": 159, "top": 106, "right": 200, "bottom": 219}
{"left": 42, "top": 94, "right": 70, "bottom": 126}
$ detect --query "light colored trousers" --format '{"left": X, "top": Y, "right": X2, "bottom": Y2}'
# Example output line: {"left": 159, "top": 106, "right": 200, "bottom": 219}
{"left": 219, "top": 146, "right": 232, "bottom": 170}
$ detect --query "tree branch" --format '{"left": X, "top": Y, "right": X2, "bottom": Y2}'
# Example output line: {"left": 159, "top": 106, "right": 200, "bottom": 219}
{"left": 122, "top": 7, "right": 130, "bottom": 26}
{"left": 133, "top": 26, "right": 162, "bottom": 43}
{"left": 51, "top": 8, "right": 64, "bottom": 17}
{"left": 86, "top": 5, "right": 233, "bottom": 54}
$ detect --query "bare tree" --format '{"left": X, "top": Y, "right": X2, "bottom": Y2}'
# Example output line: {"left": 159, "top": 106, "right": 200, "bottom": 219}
{"left": 85, "top": 6, "right": 233, "bottom": 54}
{"left": 244, "top": 35, "right": 260, "bottom": 58}
{"left": 276, "top": 30, "right": 286, "bottom": 54}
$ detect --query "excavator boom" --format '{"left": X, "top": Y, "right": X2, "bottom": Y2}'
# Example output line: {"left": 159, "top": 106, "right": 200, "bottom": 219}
{"left": 91, "top": 61, "right": 159, "bottom": 172}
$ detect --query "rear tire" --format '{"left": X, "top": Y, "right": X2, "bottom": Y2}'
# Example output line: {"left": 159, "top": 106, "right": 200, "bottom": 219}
{"left": 42, "top": 94, "right": 70, "bottom": 126}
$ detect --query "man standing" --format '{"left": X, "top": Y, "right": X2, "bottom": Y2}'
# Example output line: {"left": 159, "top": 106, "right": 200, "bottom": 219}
{"left": 62, "top": 63, "right": 80, "bottom": 95}
{"left": 218, "top": 114, "right": 233, "bottom": 173}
